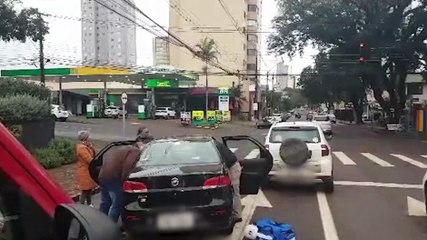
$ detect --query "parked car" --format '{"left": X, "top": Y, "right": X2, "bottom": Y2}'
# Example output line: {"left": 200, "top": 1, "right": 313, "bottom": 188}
{"left": 0, "top": 123, "right": 121, "bottom": 240}
{"left": 155, "top": 107, "right": 176, "bottom": 119}
{"left": 256, "top": 117, "right": 273, "bottom": 129}
{"left": 104, "top": 105, "right": 128, "bottom": 118}
{"left": 51, "top": 104, "right": 69, "bottom": 122}
{"left": 312, "top": 114, "right": 333, "bottom": 136}
{"left": 423, "top": 171, "right": 427, "bottom": 213}
{"left": 264, "top": 121, "right": 334, "bottom": 193}
{"left": 89, "top": 135, "right": 272, "bottom": 237}
{"left": 327, "top": 113, "right": 337, "bottom": 124}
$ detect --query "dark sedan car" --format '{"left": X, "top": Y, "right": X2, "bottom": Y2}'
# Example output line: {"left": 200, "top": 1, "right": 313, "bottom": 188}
{"left": 90, "top": 135, "right": 272, "bottom": 237}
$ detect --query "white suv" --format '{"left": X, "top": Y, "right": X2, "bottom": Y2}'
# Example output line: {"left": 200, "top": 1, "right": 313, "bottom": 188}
{"left": 51, "top": 104, "right": 69, "bottom": 122}
{"left": 423, "top": 171, "right": 427, "bottom": 213}
{"left": 155, "top": 107, "right": 176, "bottom": 119}
{"left": 265, "top": 121, "right": 334, "bottom": 192}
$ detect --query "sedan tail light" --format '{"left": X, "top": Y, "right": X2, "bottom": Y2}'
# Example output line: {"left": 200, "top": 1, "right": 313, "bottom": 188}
{"left": 123, "top": 181, "right": 148, "bottom": 193}
{"left": 203, "top": 175, "right": 231, "bottom": 189}
{"left": 321, "top": 144, "right": 330, "bottom": 156}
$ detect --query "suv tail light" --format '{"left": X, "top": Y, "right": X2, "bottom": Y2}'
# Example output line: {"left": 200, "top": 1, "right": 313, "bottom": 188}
{"left": 123, "top": 181, "right": 148, "bottom": 193}
{"left": 203, "top": 175, "right": 231, "bottom": 189}
{"left": 321, "top": 144, "right": 330, "bottom": 156}
{"left": 265, "top": 144, "right": 269, "bottom": 150}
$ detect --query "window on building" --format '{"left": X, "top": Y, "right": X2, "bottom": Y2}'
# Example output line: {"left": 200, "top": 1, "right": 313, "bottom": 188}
{"left": 247, "top": 64, "right": 257, "bottom": 71}
{"left": 248, "top": 20, "right": 258, "bottom": 27}
{"left": 247, "top": 34, "right": 258, "bottom": 42}
{"left": 248, "top": 4, "right": 258, "bottom": 12}
{"left": 247, "top": 49, "right": 257, "bottom": 56}
{"left": 407, "top": 83, "right": 424, "bottom": 95}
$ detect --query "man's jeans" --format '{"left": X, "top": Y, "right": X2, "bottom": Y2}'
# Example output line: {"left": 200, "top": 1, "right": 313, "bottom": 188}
{"left": 99, "top": 179, "right": 123, "bottom": 222}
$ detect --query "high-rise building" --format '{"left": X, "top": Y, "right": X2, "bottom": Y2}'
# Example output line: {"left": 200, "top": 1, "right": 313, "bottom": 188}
{"left": 275, "top": 62, "right": 289, "bottom": 91}
{"left": 81, "top": 0, "right": 136, "bottom": 67}
{"left": 169, "top": 0, "right": 262, "bottom": 118}
{"left": 153, "top": 37, "right": 170, "bottom": 66}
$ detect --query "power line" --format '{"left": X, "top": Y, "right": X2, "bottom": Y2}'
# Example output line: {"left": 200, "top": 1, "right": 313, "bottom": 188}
{"left": 118, "top": 0, "right": 235, "bottom": 74}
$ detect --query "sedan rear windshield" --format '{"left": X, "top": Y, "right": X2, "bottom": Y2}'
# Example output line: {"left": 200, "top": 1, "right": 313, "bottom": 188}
{"left": 139, "top": 140, "right": 221, "bottom": 166}
{"left": 269, "top": 127, "right": 321, "bottom": 143}
{"left": 314, "top": 116, "right": 329, "bottom": 121}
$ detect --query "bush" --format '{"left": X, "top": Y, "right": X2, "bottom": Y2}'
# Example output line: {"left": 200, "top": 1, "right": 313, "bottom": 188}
{"left": 48, "top": 138, "right": 75, "bottom": 164}
{"left": 0, "top": 78, "right": 50, "bottom": 100}
{"left": 33, "top": 148, "right": 64, "bottom": 169}
{"left": 33, "top": 138, "right": 76, "bottom": 169}
{"left": 0, "top": 94, "right": 51, "bottom": 122}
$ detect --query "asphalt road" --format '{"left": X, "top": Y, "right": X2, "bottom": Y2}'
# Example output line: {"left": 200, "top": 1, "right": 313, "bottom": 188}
{"left": 59, "top": 119, "right": 427, "bottom": 240}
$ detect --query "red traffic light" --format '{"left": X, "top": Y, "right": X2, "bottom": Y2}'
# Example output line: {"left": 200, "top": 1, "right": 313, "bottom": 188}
{"left": 359, "top": 42, "right": 365, "bottom": 48}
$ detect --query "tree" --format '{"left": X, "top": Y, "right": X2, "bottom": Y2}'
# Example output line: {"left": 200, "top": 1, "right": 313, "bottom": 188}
{"left": 269, "top": 0, "right": 427, "bottom": 123}
{"left": 195, "top": 37, "right": 219, "bottom": 121}
{"left": 1, "top": 0, "right": 49, "bottom": 42}
{"left": 229, "top": 83, "right": 246, "bottom": 115}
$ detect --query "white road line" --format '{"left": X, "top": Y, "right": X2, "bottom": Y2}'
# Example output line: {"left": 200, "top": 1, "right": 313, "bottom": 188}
{"left": 332, "top": 152, "right": 357, "bottom": 165}
{"left": 317, "top": 191, "right": 339, "bottom": 240}
{"left": 334, "top": 181, "right": 423, "bottom": 189}
{"left": 229, "top": 148, "right": 238, "bottom": 153}
{"left": 390, "top": 154, "right": 427, "bottom": 168}
{"left": 407, "top": 196, "right": 427, "bottom": 216}
{"left": 244, "top": 149, "right": 260, "bottom": 159}
{"left": 421, "top": 155, "right": 427, "bottom": 158}
{"left": 361, "top": 153, "right": 394, "bottom": 167}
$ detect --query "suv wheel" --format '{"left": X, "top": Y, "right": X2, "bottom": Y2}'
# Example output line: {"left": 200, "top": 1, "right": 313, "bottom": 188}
{"left": 323, "top": 175, "right": 334, "bottom": 193}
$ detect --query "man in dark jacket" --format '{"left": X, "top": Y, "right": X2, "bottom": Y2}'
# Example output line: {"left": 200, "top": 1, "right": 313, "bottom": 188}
{"left": 215, "top": 140, "right": 242, "bottom": 223}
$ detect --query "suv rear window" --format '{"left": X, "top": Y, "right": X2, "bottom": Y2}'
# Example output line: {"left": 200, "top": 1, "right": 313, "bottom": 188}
{"left": 139, "top": 140, "right": 221, "bottom": 166}
{"left": 269, "top": 126, "right": 321, "bottom": 143}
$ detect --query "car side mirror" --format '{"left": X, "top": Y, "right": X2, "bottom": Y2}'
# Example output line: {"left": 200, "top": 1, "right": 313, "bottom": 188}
{"left": 53, "top": 204, "right": 121, "bottom": 240}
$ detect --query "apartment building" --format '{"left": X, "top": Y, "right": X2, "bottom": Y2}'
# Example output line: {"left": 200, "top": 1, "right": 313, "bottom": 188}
{"left": 81, "top": 0, "right": 137, "bottom": 67}
{"left": 169, "top": 0, "right": 262, "bottom": 118}
{"left": 274, "top": 62, "right": 289, "bottom": 91}
{"left": 153, "top": 37, "right": 170, "bottom": 66}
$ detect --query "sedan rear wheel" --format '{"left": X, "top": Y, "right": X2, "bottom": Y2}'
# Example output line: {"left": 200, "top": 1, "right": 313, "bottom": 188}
{"left": 220, "top": 222, "right": 235, "bottom": 235}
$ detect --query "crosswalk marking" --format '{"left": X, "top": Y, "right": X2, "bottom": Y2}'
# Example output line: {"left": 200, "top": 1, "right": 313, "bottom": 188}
{"left": 244, "top": 149, "right": 260, "bottom": 159}
{"left": 229, "top": 148, "right": 238, "bottom": 153}
{"left": 390, "top": 154, "right": 427, "bottom": 169}
{"left": 361, "top": 153, "right": 394, "bottom": 167}
{"left": 421, "top": 155, "right": 427, "bottom": 159}
{"left": 333, "top": 152, "right": 357, "bottom": 165}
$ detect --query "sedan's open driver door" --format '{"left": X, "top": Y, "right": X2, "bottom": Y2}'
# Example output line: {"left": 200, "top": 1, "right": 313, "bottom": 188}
{"left": 222, "top": 136, "right": 273, "bottom": 195}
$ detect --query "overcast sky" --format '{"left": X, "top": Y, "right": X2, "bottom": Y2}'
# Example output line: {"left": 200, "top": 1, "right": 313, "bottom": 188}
{"left": 0, "top": 0, "right": 315, "bottom": 76}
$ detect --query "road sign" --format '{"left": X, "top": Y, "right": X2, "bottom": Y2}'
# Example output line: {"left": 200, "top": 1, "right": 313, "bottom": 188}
{"left": 121, "top": 93, "right": 128, "bottom": 104}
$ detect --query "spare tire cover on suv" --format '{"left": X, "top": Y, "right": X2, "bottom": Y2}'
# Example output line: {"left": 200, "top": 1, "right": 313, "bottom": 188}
{"left": 279, "top": 138, "right": 310, "bottom": 167}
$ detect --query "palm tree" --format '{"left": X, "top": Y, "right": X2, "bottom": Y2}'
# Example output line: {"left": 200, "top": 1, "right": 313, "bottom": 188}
{"left": 229, "top": 83, "right": 247, "bottom": 115}
{"left": 195, "top": 37, "right": 219, "bottom": 122}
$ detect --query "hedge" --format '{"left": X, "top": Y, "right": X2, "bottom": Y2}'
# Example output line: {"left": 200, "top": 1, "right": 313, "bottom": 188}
{"left": 0, "top": 94, "right": 51, "bottom": 122}
{"left": 0, "top": 78, "right": 50, "bottom": 100}
{"left": 33, "top": 138, "right": 76, "bottom": 169}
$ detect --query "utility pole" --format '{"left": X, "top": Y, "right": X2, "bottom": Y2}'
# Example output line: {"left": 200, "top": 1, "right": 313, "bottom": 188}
{"left": 266, "top": 72, "right": 269, "bottom": 116}
{"left": 38, "top": 14, "right": 46, "bottom": 86}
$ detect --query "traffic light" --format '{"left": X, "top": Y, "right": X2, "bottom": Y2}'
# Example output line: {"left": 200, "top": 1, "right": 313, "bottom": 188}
{"left": 359, "top": 56, "right": 366, "bottom": 64}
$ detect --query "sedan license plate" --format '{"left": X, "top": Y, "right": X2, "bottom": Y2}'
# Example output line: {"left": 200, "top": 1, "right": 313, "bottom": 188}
{"left": 157, "top": 212, "right": 195, "bottom": 231}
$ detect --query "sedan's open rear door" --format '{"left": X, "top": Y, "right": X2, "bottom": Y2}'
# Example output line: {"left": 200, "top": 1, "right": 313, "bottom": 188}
{"left": 222, "top": 136, "right": 273, "bottom": 195}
